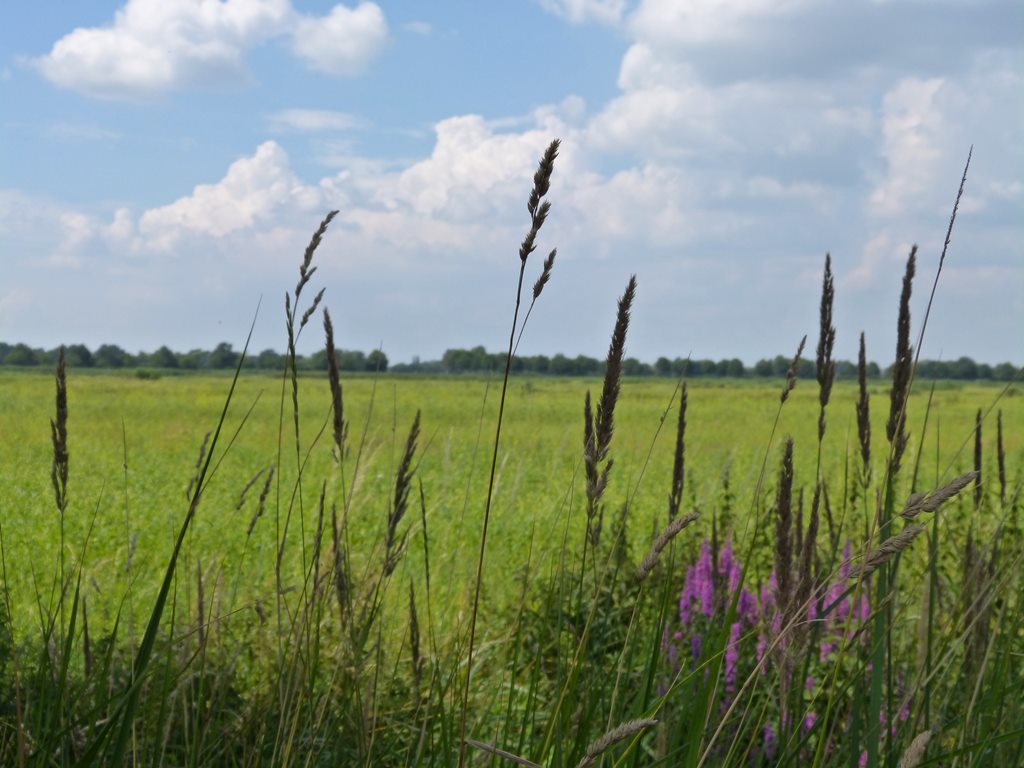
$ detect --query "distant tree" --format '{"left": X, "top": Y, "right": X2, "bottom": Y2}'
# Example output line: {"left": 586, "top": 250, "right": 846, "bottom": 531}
{"left": 753, "top": 359, "right": 773, "bottom": 377}
{"left": 549, "top": 353, "right": 573, "bottom": 375}
{"left": 207, "top": 342, "right": 239, "bottom": 369}
{"left": 94, "top": 344, "right": 129, "bottom": 368}
{"left": 366, "top": 349, "right": 388, "bottom": 372}
{"left": 951, "top": 356, "right": 977, "bottom": 380}
{"left": 38, "top": 348, "right": 61, "bottom": 366}
{"left": 177, "top": 349, "right": 207, "bottom": 369}
{"left": 693, "top": 359, "right": 716, "bottom": 376}
{"left": 339, "top": 350, "right": 367, "bottom": 371}
{"left": 575, "top": 355, "right": 601, "bottom": 376}
{"left": 867, "top": 361, "right": 881, "bottom": 378}
{"left": 256, "top": 348, "right": 284, "bottom": 370}
{"left": 722, "top": 358, "right": 745, "bottom": 377}
{"left": 835, "top": 360, "right": 856, "bottom": 379}
{"left": 149, "top": 345, "right": 179, "bottom": 369}
{"left": 299, "top": 350, "right": 325, "bottom": 370}
{"left": 64, "top": 344, "right": 93, "bottom": 368}
{"left": 993, "top": 362, "right": 1018, "bottom": 381}
{"left": 4, "top": 343, "right": 37, "bottom": 366}
{"left": 770, "top": 355, "right": 790, "bottom": 377}
{"left": 669, "top": 358, "right": 689, "bottom": 376}
{"left": 622, "top": 357, "right": 649, "bottom": 376}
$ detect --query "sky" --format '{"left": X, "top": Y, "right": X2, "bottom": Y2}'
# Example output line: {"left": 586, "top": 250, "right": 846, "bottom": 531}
{"left": 1, "top": 0, "right": 1021, "bottom": 365}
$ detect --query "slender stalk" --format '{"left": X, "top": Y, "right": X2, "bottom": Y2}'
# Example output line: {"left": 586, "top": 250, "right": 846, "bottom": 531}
{"left": 458, "top": 140, "right": 560, "bottom": 766}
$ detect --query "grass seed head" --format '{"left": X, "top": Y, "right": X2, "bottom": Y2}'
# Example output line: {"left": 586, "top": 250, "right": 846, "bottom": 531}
{"left": 898, "top": 729, "right": 933, "bottom": 768}
{"left": 774, "top": 438, "right": 795, "bottom": 617}
{"left": 385, "top": 410, "right": 421, "bottom": 577}
{"left": 323, "top": 309, "right": 346, "bottom": 459}
{"left": 520, "top": 139, "right": 560, "bottom": 263}
{"left": 296, "top": 210, "right": 338, "bottom": 299}
{"left": 973, "top": 408, "right": 983, "bottom": 509}
{"left": 816, "top": 253, "right": 836, "bottom": 441}
{"left": 997, "top": 409, "right": 1006, "bottom": 504}
{"left": 856, "top": 331, "right": 872, "bottom": 483}
{"left": 50, "top": 346, "right": 69, "bottom": 515}
{"left": 532, "top": 248, "right": 556, "bottom": 300}
{"left": 668, "top": 383, "right": 687, "bottom": 520}
{"left": 781, "top": 336, "right": 807, "bottom": 404}
{"left": 900, "top": 470, "right": 977, "bottom": 520}
{"left": 887, "top": 246, "right": 916, "bottom": 475}
{"left": 576, "top": 718, "right": 657, "bottom": 768}
{"left": 636, "top": 511, "right": 699, "bottom": 583}
{"left": 858, "top": 523, "right": 926, "bottom": 578}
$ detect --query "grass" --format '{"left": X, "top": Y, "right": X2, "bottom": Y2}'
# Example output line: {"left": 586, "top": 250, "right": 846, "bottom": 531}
{"left": 0, "top": 146, "right": 1022, "bottom": 766}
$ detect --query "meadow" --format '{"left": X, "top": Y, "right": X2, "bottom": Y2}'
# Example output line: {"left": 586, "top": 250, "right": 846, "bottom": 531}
{"left": 1, "top": 143, "right": 1022, "bottom": 767}
{"left": 0, "top": 372, "right": 1018, "bottom": 642}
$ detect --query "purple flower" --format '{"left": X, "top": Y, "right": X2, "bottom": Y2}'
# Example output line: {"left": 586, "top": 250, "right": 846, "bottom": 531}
{"left": 738, "top": 586, "right": 758, "bottom": 625}
{"left": 764, "top": 722, "right": 777, "bottom": 760}
{"left": 725, "top": 621, "right": 741, "bottom": 691}
{"left": 696, "top": 540, "right": 714, "bottom": 617}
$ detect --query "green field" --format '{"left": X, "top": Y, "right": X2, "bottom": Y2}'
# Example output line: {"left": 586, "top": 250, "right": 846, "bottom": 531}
{"left": 2, "top": 370, "right": 1019, "bottom": 632}
{"left": 2, "top": 362, "right": 1022, "bottom": 766}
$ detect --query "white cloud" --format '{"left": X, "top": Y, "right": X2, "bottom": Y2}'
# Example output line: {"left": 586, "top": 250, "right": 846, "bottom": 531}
{"left": 384, "top": 114, "right": 573, "bottom": 219}
{"left": 868, "top": 78, "right": 946, "bottom": 218}
{"left": 267, "top": 109, "right": 364, "bottom": 132}
{"left": 540, "top": 0, "right": 628, "bottom": 25}
{"left": 847, "top": 231, "right": 916, "bottom": 288}
{"left": 629, "top": 0, "right": 805, "bottom": 45}
{"left": 291, "top": 2, "right": 388, "bottom": 76}
{"left": 33, "top": 0, "right": 388, "bottom": 99}
{"left": 138, "top": 141, "right": 323, "bottom": 249}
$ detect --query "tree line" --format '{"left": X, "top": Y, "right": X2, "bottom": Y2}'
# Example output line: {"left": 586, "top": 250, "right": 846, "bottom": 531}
{"left": 0, "top": 342, "right": 388, "bottom": 373}
{"left": 0, "top": 341, "right": 1019, "bottom": 381}
{"left": 387, "top": 345, "right": 1019, "bottom": 380}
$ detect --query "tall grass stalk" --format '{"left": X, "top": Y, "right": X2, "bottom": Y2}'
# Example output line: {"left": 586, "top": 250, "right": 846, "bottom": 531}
{"left": 458, "top": 139, "right": 561, "bottom": 767}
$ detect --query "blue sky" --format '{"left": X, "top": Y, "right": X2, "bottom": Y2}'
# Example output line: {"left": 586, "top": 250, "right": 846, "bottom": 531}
{"left": 1, "top": 0, "right": 1021, "bottom": 365}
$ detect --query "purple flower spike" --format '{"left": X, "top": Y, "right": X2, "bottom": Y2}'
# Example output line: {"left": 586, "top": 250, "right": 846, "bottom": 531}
{"left": 680, "top": 564, "right": 696, "bottom": 625}
{"left": 696, "top": 540, "right": 714, "bottom": 617}
{"left": 738, "top": 586, "right": 758, "bottom": 625}
{"left": 725, "top": 621, "right": 741, "bottom": 692}
{"left": 764, "top": 723, "right": 777, "bottom": 759}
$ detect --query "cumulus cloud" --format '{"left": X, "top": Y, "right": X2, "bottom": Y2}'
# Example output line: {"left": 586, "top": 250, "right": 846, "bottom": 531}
{"left": 33, "top": 0, "right": 388, "bottom": 99}
{"left": 138, "top": 141, "right": 323, "bottom": 249}
{"left": 629, "top": 0, "right": 804, "bottom": 46}
{"left": 291, "top": 2, "right": 388, "bottom": 76}
{"left": 385, "top": 115, "right": 572, "bottom": 219}
{"left": 868, "top": 78, "right": 947, "bottom": 218}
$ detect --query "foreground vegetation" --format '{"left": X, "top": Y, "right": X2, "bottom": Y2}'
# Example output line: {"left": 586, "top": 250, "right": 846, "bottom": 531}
{"left": 1, "top": 143, "right": 1021, "bottom": 767}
